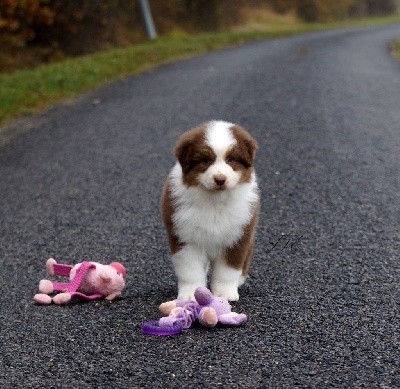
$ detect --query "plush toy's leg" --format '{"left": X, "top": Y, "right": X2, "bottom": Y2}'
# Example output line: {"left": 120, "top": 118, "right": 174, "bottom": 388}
{"left": 33, "top": 294, "right": 52, "bottom": 305}
{"left": 46, "top": 258, "right": 73, "bottom": 277}
{"left": 159, "top": 301, "right": 177, "bottom": 315}
{"left": 105, "top": 291, "right": 121, "bottom": 301}
{"left": 38, "top": 279, "right": 54, "bottom": 294}
{"left": 198, "top": 307, "right": 218, "bottom": 328}
{"left": 218, "top": 313, "right": 247, "bottom": 326}
{"left": 53, "top": 293, "right": 72, "bottom": 305}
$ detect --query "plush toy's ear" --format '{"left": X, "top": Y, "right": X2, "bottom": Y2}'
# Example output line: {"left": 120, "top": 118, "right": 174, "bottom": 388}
{"left": 194, "top": 287, "right": 213, "bottom": 305}
{"left": 109, "top": 262, "right": 126, "bottom": 279}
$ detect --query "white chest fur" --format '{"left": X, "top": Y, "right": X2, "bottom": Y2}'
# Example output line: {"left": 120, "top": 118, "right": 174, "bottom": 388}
{"left": 169, "top": 163, "right": 259, "bottom": 254}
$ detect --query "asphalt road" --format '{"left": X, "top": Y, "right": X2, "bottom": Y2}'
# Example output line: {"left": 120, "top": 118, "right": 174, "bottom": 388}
{"left": 1, "top": 24, "right": 400, "bottom": 388}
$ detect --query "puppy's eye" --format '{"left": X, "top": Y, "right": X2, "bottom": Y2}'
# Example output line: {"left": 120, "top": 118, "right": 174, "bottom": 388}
{"left": 226, "top": 156, "right": 234, "bottom": 163}
{"left": 199, "top": 157, "right": 210, "bottom": 165}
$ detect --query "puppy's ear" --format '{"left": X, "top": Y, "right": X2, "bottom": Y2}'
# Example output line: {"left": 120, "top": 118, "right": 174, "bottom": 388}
{"left": 174, "top": 137, "right": 191, "bottom": 167}
{"left": 173, "top": 125, "right": 206, "bottom": 172}
{"left": 231, "top": 125, "right": 258, "bottom": 166}
{"left": 243, "top": 135, "right": 258, "bottom": 162}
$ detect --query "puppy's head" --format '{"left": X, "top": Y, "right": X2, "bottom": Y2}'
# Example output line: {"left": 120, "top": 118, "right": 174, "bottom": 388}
{"left": 174, "top": 121, "right": 258, "bottom": 191}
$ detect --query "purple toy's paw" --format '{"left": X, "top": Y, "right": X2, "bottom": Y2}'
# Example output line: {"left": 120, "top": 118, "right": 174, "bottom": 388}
{"left": 198, "top": 307, "right": 218, "bottom": 328}
{"left": 218, "top": 312, "right": 247, "bottom": 326}
{"left": 46, "top": 258, "right": 57, "bottom": 276}
{"left": 33, "top": 294, "right": 52, "bottom": 305}
{"left": 53, "top": 292, "right": 71, "bottom": 305}
{"left": 38, "top": 279, "right": 54, "bottom": 294}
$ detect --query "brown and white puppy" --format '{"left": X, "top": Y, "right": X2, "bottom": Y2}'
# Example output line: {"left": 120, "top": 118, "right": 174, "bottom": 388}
{"left": 161, "top": 120, "right": 259, "bottom": 301}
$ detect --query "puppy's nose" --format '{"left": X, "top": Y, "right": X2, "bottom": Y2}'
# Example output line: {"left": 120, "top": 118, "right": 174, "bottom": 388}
{"left": 214, "top": 174, "right": 227, "bottom": 186}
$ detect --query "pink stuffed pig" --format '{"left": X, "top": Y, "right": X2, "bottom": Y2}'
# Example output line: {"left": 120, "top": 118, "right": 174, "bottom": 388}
{"left": 34, "top": 258, "right": 126, "bottom": 305}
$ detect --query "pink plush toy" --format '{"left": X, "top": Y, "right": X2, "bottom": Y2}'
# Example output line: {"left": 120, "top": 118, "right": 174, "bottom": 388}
{"left": 33, "top": 258, "right": 126, "bottom": 305}
{"left": 141, "top": 287, "right": 247, "bottom": 336}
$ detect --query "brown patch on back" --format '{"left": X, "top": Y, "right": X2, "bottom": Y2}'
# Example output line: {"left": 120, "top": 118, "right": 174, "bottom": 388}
{"left": 224, "top": 201, "right": 260, "bottom": 273}
{"left": 161, "top": 178, "right": 184, "bottom": 254}
{"left": 226, "top": 125, "right": 258, "bottom": 184}
{"left": 173, "top": 123, "right": 216, "bottom": 187}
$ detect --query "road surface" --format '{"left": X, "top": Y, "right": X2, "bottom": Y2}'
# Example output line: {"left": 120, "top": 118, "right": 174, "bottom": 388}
{"left": 1, "top": 24, "right": 400, "bottom": 387}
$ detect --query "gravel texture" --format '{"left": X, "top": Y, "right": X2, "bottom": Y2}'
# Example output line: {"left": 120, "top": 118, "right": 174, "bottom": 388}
{"left": 1, "top": 24, "right": 400, "bottom": 388}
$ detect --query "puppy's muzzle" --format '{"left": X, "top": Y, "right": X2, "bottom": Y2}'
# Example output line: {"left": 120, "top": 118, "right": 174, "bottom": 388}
{"left": 214, "top": 174, "right": 227, "bottom": 187}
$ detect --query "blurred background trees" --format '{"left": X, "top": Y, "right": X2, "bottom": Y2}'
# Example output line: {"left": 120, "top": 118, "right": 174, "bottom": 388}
{"left": 0, "top": 0, "right": 398, "bottom": 72}
{"left": 269, "top": 0, "right": 397, "bottom": 21}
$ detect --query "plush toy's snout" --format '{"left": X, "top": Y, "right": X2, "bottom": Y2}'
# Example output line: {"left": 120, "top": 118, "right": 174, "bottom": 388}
{"left": 109, "top": 262, "right": 126, "bottom": 279}
{"left": 99, "top": 270, "right": 112, "bottom": 283}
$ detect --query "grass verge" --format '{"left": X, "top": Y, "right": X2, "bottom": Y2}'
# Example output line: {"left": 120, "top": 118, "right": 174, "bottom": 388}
{"left": 0, "top": 14, "right": 399, "bottom": 130}
{"left": 390, "top": 39, "right": 400, "bottom": 60}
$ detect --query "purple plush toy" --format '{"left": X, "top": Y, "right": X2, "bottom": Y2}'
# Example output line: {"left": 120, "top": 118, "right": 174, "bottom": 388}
{"left": 141, "top": 287, "right": 247, "bottom": 336}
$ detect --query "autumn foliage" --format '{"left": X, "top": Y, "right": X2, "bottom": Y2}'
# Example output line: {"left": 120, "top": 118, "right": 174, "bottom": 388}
{"left": 0, "top": 0, "right": 54, "bottom": 45}
{"left": 0, "top": 0, "right": 397, "bottom": 62}
{"left": 270, "top": 0, "right": 397, "bottom": 21}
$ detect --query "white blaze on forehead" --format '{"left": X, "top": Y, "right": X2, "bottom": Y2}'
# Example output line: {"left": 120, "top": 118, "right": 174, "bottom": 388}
{"left": 205, "top": 121, "right": 237, "bottom": 154}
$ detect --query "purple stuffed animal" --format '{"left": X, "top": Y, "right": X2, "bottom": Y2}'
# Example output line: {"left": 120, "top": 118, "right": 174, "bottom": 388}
{"left": 141, "top": 287, "right": 247, "bottom": 336}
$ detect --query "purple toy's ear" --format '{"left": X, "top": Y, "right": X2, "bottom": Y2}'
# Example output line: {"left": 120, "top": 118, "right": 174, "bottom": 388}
{"left": 194, "top": 287, "right": 214, "bottom": 306}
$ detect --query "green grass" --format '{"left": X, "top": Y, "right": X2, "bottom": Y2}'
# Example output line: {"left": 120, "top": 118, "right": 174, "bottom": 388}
{"left": 390, "top": 38, "right": 400, "bottom": 60}
{"left": 1, "top": 14, "right": 399, "bottom": 129}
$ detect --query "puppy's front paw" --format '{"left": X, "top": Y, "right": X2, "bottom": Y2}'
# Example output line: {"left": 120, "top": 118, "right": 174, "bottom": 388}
{"left": 177, "top": 284, "right": 199, "bottom": 301}
{"left": 177, "top": 291, "right": 195, "bottom": 302}
{"left": 212, "top": 285, "right": 239, "bottom": 302}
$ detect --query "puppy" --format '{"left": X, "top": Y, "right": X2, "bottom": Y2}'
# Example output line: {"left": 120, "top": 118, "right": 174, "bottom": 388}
{"left": 161, "top": 120, "right": 259, "bottom": 301}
